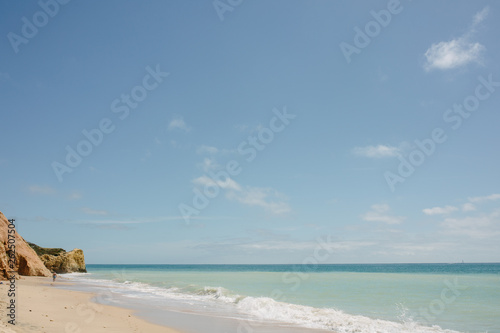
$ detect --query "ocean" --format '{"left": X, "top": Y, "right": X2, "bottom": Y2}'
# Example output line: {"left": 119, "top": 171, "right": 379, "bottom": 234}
{"left": 60, "top": 263, "right": 500, "bottom": 333}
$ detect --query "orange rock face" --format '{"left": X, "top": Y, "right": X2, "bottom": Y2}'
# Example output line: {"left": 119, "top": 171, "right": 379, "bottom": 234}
{"left": 40, "top": 249, "right": 87, "bottom": 274}
{"left": 0, "top": 212, "right": 51, "bottom": 279}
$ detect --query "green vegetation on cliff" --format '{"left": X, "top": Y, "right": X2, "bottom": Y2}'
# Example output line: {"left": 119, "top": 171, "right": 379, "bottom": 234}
{"left": 27, "top": 242, "right": 66, "bottom": 257}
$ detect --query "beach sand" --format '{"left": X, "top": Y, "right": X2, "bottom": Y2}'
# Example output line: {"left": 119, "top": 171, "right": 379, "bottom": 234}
{"left": 0, "top": 276, "right": 182, "bottom": 333}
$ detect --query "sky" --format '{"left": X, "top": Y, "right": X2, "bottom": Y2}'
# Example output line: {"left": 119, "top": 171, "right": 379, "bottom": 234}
{"left": 1, "top": 0, "right": 499, "bottom": 264}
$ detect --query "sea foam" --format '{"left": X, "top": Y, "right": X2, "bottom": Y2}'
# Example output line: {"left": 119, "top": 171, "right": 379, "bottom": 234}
{"left": 61, "top": 273, "right": 464, "bottom": 333}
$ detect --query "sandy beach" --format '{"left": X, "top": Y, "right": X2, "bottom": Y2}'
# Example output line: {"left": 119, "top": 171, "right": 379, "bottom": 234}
{"left": 0, "top": 276, "right": 182, "bottom": 333}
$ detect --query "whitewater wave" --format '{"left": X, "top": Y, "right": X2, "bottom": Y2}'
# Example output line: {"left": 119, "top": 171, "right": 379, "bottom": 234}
{"left": 235, "top": 296, "right": 461, "bottom": 333}
{"left": 62, "top": 275, "right": 464, "bottom": 333}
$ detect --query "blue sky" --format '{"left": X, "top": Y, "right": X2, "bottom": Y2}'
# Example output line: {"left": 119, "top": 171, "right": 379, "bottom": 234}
{"left": 1, "top": 0, "right": 499, "bottom": 264}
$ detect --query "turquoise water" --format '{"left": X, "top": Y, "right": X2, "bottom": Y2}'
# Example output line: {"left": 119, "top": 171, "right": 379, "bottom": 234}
{"left": 62, "top": 264, "right": 500, "bottom": 333}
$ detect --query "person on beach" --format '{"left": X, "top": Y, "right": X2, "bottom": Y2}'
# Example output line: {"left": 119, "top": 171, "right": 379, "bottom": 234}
{"left": 52, "top": 272, "right": 57, "bottom": 282}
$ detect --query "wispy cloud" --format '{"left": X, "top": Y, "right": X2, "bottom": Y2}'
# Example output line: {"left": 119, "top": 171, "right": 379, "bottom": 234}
{"left": 196, "top": 145, "right": 218, "bottom": 155}
{"left": 377, "top": 67, "right": 388, "bottom": 83}
{"left": 239, "top": 240, "right": 373, "bottom": 251}
{"left": 423, "top": 193, "right": 499, "bottom": 216}
{"left": 167, "top": 116, "right": 191, "bottom": 132}
{"left": 472, "top": 6, "right": 490, "bottom": 26}
{"left": 423, "top": 7, "right": 488, "bottom": 71}
{"left": 81, "top": 207, "right": 109, "bottom": 216}
{"left": 28, "top": 186, "right": 83, "bottom": 201}
{"left": 83, "top": 219, "right": 154, "bottom": 225}
{"left": 79, "top": 215, "right": 227, "bottom": 225}
{"left": 192, "top": 175, "right": 291, "bottom": 215}
{"left": 422, "top": 193, "right": 500, "bottom": 238}
{"left": 423, "top": 205, "right": 458, "bottom": 215}
{"left": 441, "top": 211, "right": 500, "bottom": 239}
{"left": 68, "top": 191, "right": 82, "bottom": 200}
{"left": 462, "top": 203, "right": 476, "bottom": 212}
{"left": 28, "top": 185, "right": 56, "bottom": 195}
{"left": 193, "top": 175, "right": 242, "bottom": 191}
{"left": 352, "top": 145, "right": 400, "bottom": 158}
{"left": 423, "top": 40, "right": 484, "bottom": 71}
{"left": 228, "top": 187, "right": 291, "bottom": 215}
{"left": 233, "top": 123, "right": 267, "bottom": 135}
{"left": 361, "top": 204, "right": 405, "bottom": 225}
{"left": 468, "top": 193, "right": 500, "bottom": 203}
{"left": 197, "top": 157, "right": 219, "bottom": 173}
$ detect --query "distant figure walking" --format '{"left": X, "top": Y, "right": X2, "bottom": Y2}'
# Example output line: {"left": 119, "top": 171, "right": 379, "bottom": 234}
{"left": 52, "top": 272, "right": 57, "bottom": 282}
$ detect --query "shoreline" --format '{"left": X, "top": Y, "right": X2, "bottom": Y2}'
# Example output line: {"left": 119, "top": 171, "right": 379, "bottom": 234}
{"left": 47, "top": 274, "right": 332, "bottom": 333}
{"left": 0, "top": 275, "right": 329, "bottom": 333}
{"left": 0, "top": 276, "right": 182, "bottom": 333}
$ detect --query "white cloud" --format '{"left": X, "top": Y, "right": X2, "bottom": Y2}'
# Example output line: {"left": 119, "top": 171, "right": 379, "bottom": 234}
{"left": 361, "top": 204, "right": 405, "bottom": 225}
{"left": 193, "top": 175, "right": 242, "bottom": 191}
{"left": 241, "top": 240, "right": 315, "bottom": 251}
{"left": 425, "top": 193, "right": 500, "bottom": 240}
{"left": 462, "top": 203, "right": 476, "bottom": 212}
{"left": 377, "top": 67, "right": 388, "bottom": 82}
{"left": 197, "top": 145, "right": 218, "bottom": 155}
{"left": 240, "top": 240, "right": 373, "bottom": 251}
{"left": 388, "top": 243, "right": 448, "bottom": 256}
{"left": 192, "top": 175, "right": 290, "bottom": 215}
{"left": 472, "top": 6, "right": 489, "bottom": 26}
{"left": 423, "top": 193, "right": 498, "bottom": 216}
{"left": 423, "top": 7, "right": 488, "bottom": 72}
{"left": 198, "top": 157, "right": 219, "bottom": 173}
{"left": 234, "top": 123, "right": 264, "bottom": 134}
{"left": 441, "top": 211, "right": 500, "bottom": 239}
{"left": 68, "top": 191, "right": 82, "bottom": 200}
{"left": 80, "top": 215, "right": 217, "bottom": 225}
{"left": 423, "top": 205, "right": 458, "bottom": 215}
{"left": 168, "top": 117, "right": 191, "bottom": 132}
{"left": 352, "top": 145, "right": 400, "bottom": 158}
{"left": 196, "top": 145, "right": 236, "bottom": 156}
{"left": 423, "top": 39, "right": 484, "bottom": 71}
{"left": 28, "top": 185, "right": 56, "bottom": 195}
{"left": 81, "top": 207, "right": 109, "bottom": 216}
{"left": 228, "top": 187, "right": 291, "bottom": 215}
{"left": 468, "top": 193, "right": 500, "bottom": 203}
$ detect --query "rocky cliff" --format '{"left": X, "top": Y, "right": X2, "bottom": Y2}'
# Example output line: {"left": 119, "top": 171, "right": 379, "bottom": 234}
{"left": 0, "top": 212, "right": 51, "bottom": 279}
{"left": 38, "top": 248, "right": 87, "bottom": 273}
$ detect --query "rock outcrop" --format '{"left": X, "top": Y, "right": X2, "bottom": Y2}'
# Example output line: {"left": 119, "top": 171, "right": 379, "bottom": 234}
{"left": 27, "top": 242, "right": 66, "bottom": 257}
{"left": 0, "top": 211, "right": 51, "bottom": 279}
{"left": 38, "top": 248, "right": 87, "bottom": 274}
